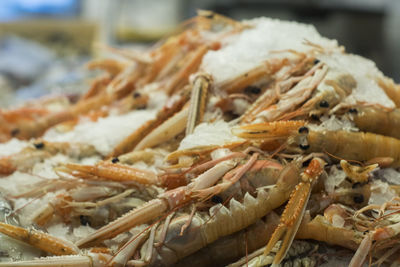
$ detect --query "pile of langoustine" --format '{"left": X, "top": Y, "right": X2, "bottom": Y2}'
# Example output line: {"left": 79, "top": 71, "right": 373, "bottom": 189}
{"left": 1, "top": 11, "right": 400, "bottom": 267}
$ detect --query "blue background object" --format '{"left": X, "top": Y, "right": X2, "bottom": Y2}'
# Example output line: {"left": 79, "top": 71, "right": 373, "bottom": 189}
{"left": 0, "top": 0, "right": 79, "bottom": 21}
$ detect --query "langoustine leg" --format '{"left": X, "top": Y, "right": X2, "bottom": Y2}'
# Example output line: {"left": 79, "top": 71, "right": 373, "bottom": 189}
{"left": 103, "top": 160, "right": 299, "bottom": 266}
{"left": 75, "top": 159, "right": 238, "bottom": 247}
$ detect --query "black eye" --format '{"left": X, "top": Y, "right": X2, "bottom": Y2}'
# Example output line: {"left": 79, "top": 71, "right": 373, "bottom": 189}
{"left": 319, "top": 100, "right": 329, "bottom": 108}
{"left": 299, "top": 144, "right": 310, "bottom": 150}
{"left": 311, "top": 114, "right": 319, "bottom": 120}
{"left": 133, "top": 92, "right": 141, "bottom": 98}
{"left": 298, "top": 126, "right": 309, "bottom": 134}
{"left": 313, "top": 59, "right": 320, "bottom": 65}
{"left": 349, "top": 108, "right": 358, "bottom": 114}
{"left": 80, "top": 215, "right": 91, "bottom": 226}
{"left": 244, "top": 86, "right": 261, "bottom": 94}
{"left": 111, "top": 157, "right": 120, "bottom": 163}
{"left": 10, "top": 128, "right": 20, "bottom": 136}
{"left": 353, "top": 194, "right": 364, "bottom": 204}
{"left": 247, "top": 150, "right": 256, "bottom": 155}
{"left": 34, "top": 142, "right": 45, "bottom": 149}
{"left": 302, "top": 158, "right": 312, "bottom": 167}
{"left": 211, "top": 195, "right": 223, "bottom": 204}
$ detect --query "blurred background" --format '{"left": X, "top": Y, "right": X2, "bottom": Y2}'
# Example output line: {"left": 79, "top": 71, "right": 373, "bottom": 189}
{"left": 0, "top": 0, "right": 399, "bottom": 107}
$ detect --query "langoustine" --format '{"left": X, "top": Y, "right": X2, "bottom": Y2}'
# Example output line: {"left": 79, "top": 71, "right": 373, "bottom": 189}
{"left": 1, "top": 11, "right": 400, "bottom": 267}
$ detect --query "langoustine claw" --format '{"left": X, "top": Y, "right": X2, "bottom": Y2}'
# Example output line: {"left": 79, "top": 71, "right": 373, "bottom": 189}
{"left": 57, "top": 161, "right": 159, "bottom": 185}
{"left": 75, "top": 160, "right": 236, "bottom": 247}
{"left": 0, "top": 253, "right": 112, "bottom": 267}
{"left": 263, "top": 158, "right": 326, "bottom": 265}
{"left": 0, "top": 222, "right": 79, "bottom": 256}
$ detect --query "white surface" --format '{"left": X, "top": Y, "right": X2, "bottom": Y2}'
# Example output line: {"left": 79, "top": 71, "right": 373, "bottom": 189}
{"left": 202, "top": 17, "right": 338, "bottom": 84}
{"left": 202, "top": 17, "right": 394, "bottom": 108}
{"left": 369, "top": 179, "right": 397, "bottom": 205}
{"left": 319, "top": 52, "right": 395, "bottom": 108}
{"left": 179, "top": 120, "right": 244, "bottom": 150}
{"left": 44, "top": 109, "right": 157, "bottom": 156}
{"left": 0, "top": 138, "right": 27, "bottom": 157}
{"left": 324, "top": 165, "right": 346, "bottom": 194}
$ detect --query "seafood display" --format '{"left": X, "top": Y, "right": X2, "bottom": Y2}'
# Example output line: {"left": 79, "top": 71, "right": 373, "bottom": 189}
{"left": 1, "top": 11, "right": 400, "bottom": 267}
